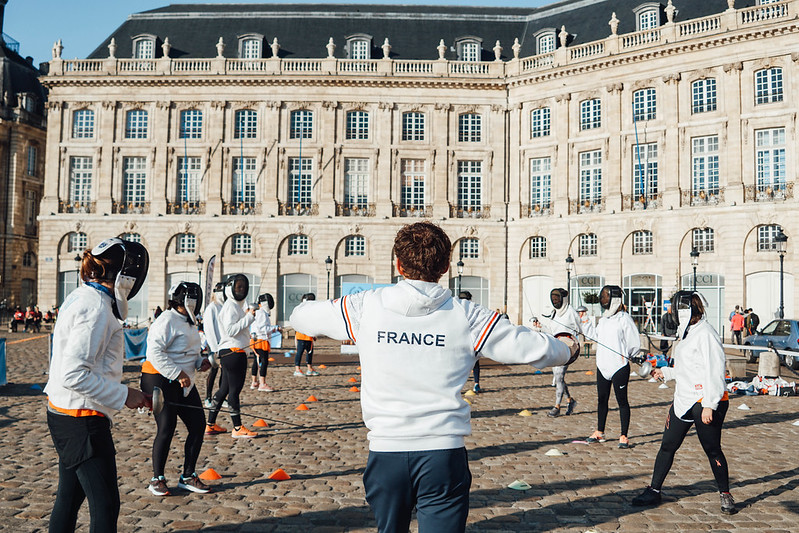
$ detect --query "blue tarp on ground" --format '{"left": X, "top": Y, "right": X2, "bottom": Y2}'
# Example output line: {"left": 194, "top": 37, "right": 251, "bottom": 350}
{"left": 124, "top": 328, "right": 148, "bottom": 360}
{"left": 0, "top": 338, "right": 6, "bottom": 386}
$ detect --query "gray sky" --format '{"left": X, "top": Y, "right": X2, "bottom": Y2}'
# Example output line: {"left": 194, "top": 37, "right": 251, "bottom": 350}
{"left": 4, "top": 0, "right": 555, "bottom": 66}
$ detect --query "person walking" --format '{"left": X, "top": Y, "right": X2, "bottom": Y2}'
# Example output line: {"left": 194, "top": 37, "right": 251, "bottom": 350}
{"left": 730, "top": 309, "right": 745, "bottom": 345}
{"left": 44, "top": 237, "right": 150, "bottom": 533}
{"left": 581, "top": 285, "right": 640, "bottom": 449}
{"left": 632, "top": 291, "right": 735, "bottom": 515}
{"left": 250, "top": 293, "right": 279, "bottom": 391}
{"left": 290, "top": 221, "right": 578, "bottom": 532}
{"left": 293, "top": 293, "right": 319, "bottom": 377}
{"left": 203, "top": 282, "right": 225, "bottom": 409}
{"left": 541, "top": 288, "right": 582, "bottom": 417}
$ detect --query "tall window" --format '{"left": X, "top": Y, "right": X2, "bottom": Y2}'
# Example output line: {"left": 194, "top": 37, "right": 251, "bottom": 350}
{"left": 344, "top": 158, "right": 369, "bottom": 209}
{"left": 345, "top": 235, "right": 366, "bottom": 257}
{"left": 402, "top": 112, "right": 425, "bottom": 141}
{"left": 122, "top": 157, "right": 147, "bottom": 206}
{"left": 176, "top": 233, "right": 196, "bottom": 254}
{"left": 22, "top": 252, "right": 35, "bottom": 268}
{"left": 459, "top": 238, "right": 480, "bottom": 260}
{"left": 179, "top": 110, "right": 203, "bottom": 139}
{"left": 632, "top": 231, "right": 653, "bottom": 255}
{"left": 233, "top": 157, "right": 257, "bottom": 206}
{"left": 757, "top": 225, "right": 782, "bottom": 252}
{"left": 457, "top": 161, "right": 482, "bottom": 211}
{"left": 240, "top": 38, "right": 261, "bottom": 59}
{"left": 68, "top": 232, "right": 88, "bottom": 253}
{"left": 692, "top": 79, "right": 717, "bottom": 114}
{"left": 24, "top": 190, "right": 37, "bottom": 232}
{"left": 459, "top": 41, "right": 480, "bottom": 62}
{"left": 579, "top": 234, "right": 598, "bottom": 257}
{"left": 633, "top": 88, "right": 656, "bottom": 121}
{"left": 458, "top": 114, "right": 481, "bottom": 143}
{"left": 27, "top": 146, "right": 37, "bottom": 176}
{"left": 133, "top": 38, "right": 154, "bottom": 59}
{"left": 579, "top": 150, "right": 602, "bottom": 209}
{"left": 349, "top": 39, "right": 370, "bottom": 60}
{"left": 178, "top": 157, "right": 202, "bottom": 203}
{"left": 69, "top": 157, "right": 93, "bottom": 204}
{"left": 288, "top": 157, "right": 313, "bottom": 207}
{"left": 537, "top": 33, "right": 555, "bottom": 54}
{"left": 692, "top": 135, "right": 719, "bottom": 200}
{"left": 290, "top": 110, "right": 313, "bottom": 139}
{"left": 693, "top": 228, "right": 715, "bottom": 253}
{"left": 125, "top": 109, "right": 148, "bottom": 139}
{"left": 530, "top": 236, "right": 547, "bottom": 258}
{"left": 755, "top": 68, "right": 783, "bottom": 104}
{"left": 346, "top": 111, "right": 369, "bottom": 140}
{"left": 633, "top": 143, "right": 658, "bottom": 203}
{"left": 234, "top": 110, "right": 258, "bottom": 139}
{"left": 120, "top": 232, "right": 142, "bottom": 243}
{"left": 530, "top": 157, "right": 551, "bottom": 211}
{"left": 638, "top": 9, "right": 659, "bottom": 30}
{"left": 72, "top": 109, "right": 94, "bottom": 138}
{"left": 756, "top": 128, "right": 786, "bottom": 194}
{"left": 580, "top": 99, "right": 601, "bottom": 130}
{"left": 232, "top": 234, "right": 252, "bottom": 255}
{"left": 531, "top": 107, "right": 550, "bottom": 138}
{"left": 400, "top": 159, "right": 426, "bottom": 209}
{"left": 288, "top": 235, "right": 309, "bottom": 255}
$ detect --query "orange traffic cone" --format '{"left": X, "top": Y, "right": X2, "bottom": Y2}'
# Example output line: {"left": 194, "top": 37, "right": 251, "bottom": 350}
{"left": 349, "top": 386, "right": 360, "bottom": 392}
{"left": 268, "top": 468, "right": 291, "bottom": 481}
{"left": 585, "top": 370, "right": 594, "bottom": 376}
{"left": 296, "top": 403, "right": 310, "bottom": 411}
{"left": 253, "top": 419, "right": 269, "bottom": 427}
{"left": 268, "top": 357, "right": 275, "bottom": 362}
{"left": 318, "top": 364, "right": 327, "bottom": 369}
{"left": 199, "top": 468, "right": 222, "bottom": 480}
{"left": 348, "top": 377, "right": 358, "bottom": 383}
{"left": 305, "top": 395, "right": 318, "bottom": 402}
{"left": 357, "top": 366, "right": 362, "bottom": 371}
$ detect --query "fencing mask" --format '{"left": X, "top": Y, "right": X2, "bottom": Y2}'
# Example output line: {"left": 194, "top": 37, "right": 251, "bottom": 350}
{"left": 550, "top": 288, "right": 569, "bottom": 311}
{"left": 213, "top": 282, "right": 226, "bottom": 303}
{"left": 599, "top": 285, "right": 623, "bottom": 318}
{"left": 90, "top": 238, "right": 149, "bottom": 320}
{"left": 257, "top": 293, "right": 275, "bottom": 310}
{"left": 671, "top": 290, "right": 708, "bottom": 339}
{"left": 302, "top": 293, "right": 316, "bottom": 302}
{"left": 225, "top": 274, "right": 249, "bottom": 302}
{"left": 168, "top": 282, "right": 203, "bottom": 324}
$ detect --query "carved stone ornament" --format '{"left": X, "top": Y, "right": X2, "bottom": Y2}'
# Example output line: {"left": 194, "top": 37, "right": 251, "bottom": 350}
{"left": 437, "top": 39, "right": 447, "bottom": 60}
{"left": 125, "top": 221, "right": 137, "bottom": 232}
{"left": 665, "top": 1, "right": 676, "bottom": 24}
{"left": 378, "top": 101, "right": 394, "bottom": 110}
{"left": 349, "top": 102, "right": 367, "bottom": 111}
{"left": 491, "top": 104, "right": 505, "bottom": 113}
{"left": 695, "top": 215, "right": 708, "bottom": 230}
{"left": 382, "top": 38, "right": 391, "bottom": 60}
{"left": 792, "top": 52, "right": 799, "bottom": 63}
{"left": 184, "top": 222, "right": 192, "bottom": 234}
{"left": 606, "top": 83, "right": 623, "bottom": 93}
{"left": 237, "top": 101, "right": 258, "bottom": 110}
{"left": 662, "top": 73, "right": 681, "bottom": 84}
{"left": 52, "top": 39, "right": 63, "bottom": 60}
{"left": 45, "top": 101, "right": 64, "bottom": 111}
{"left": 321, "top": 101, "right": 338, "bottom": 109}
{"left": 75, "top": 221, "right": 83, "bottom": 232}
{"left": 465, "top": 226, "right": 478, "bottom": 237}
{"left": 101, "top": 101, "right": 116, "bottom": 110}
{"left": 351, "top": 224, "right": 362, "bottom": 235}
{"left": 238, "top": 222, "right": 248, "bottom": 233}
{"left": 493, "top": 41, "right": 502, "bottom": 62}
{"left": 296, "top": 224, "right": 305, "bottom": 235}
{"left": 271, "top": 38, "right": 280, "bottom": 58}
{"left": 292, "top": 101, "right": 312, "bottom": 110}
{"left": 162, "top": 38, "right": 172, "bottom": 58}
{"left": 210, "top": 101, "right": 226, "bottom": 110}
{"left": 723, "top": 62, "right": 743, "bottom": 73}
{"left": 326, "top": 38, "right": 336, "bottom": 59}
{"left": 435, "top": 103, "right": 451, "bottom": 112}
{"left": 559, "top": 26, "right": 569, "bottom": 47}
{"left": 555, "top": 93, "right": 571, "bottom": 103}
{"left": 216, "top": 37, "right": 225, "bottom": 58}
{"left": 156, "top": 101, "right": 171, "bottom": 110}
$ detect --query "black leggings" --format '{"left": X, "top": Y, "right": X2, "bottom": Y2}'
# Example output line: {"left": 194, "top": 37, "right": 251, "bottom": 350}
{"left": 205, "top": 361, "right": 223, "bottom": 402}
{"left": 596, "top": 364, "right": 630, "bottom": 436}
{"left": 472, "top": 360, "right": 481, "bottom": 384}
{"left": 651, "top": 401, "right": 730, "bottom": 492}
{"left": 208, "top": 350, "right": 247, "bottom": 428}
{"left": 251, "top": 348, "right": 269, "bottom": 378}
{"left": 47, "top": 412, "right": 120, "bottom": 533}
{"left": 140, "top": 373, "right": 205, "bottom": 478}
{"left": 295, "top": 340, "right": 314, "bottom": 367}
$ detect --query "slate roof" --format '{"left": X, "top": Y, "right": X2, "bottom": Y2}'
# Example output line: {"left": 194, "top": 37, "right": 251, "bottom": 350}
{"left": 0, "top": 40, "right": 46, "bottom": 115}
{"left": 87, "top": 1, "right": 756, "bottom": 62}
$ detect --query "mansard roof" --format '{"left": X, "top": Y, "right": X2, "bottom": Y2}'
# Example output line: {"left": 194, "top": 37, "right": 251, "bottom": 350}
{"left": 87, "top": 1, "right": 754, "bottom": 61}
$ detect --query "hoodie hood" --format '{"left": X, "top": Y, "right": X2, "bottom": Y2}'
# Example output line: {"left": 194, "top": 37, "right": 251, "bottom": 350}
{"left": 382, "top": 280, "right": 452, "bottom": 317}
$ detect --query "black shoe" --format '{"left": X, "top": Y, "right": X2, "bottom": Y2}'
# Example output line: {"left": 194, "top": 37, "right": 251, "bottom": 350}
{"left": 720, "top": 492, "right": 736, "bottom": 515}
{"left": 565, "top": 398, "right": 577, "bottom": 416}
{"left": 547, "top": 407, "right": 560, "bottom": 417}
{"left": 631, "top": 486, "right": 661, "bottom": 506}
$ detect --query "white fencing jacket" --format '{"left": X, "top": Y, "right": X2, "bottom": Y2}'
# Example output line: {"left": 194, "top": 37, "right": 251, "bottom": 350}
{"left": 203, "top": 300, "right": 223, "bottom": 353}
{"left": 145, "top": 309, "right": 204, "bottom": 392}
{"left": 582, "top": 311, "right": 640, "bottom": 380}
{"left": 290, "top": 279, "right": 570, "bottom": 452}
{"left": 661, "top": 318, "right": 727, "bottom": 417}
{"left": 44, "top": 285, "right": 128, "bottom": 419}
{"left": 541, "top": 305, "right": 583, "bottom": 337}
{"left": 250, "top": 306, "right": 278, "bottom": 340}
{"left": 217, "top": 299, "right": 254, "bottom": 351}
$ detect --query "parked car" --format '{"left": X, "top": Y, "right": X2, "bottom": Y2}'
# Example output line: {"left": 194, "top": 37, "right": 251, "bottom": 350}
{"left": 743, "top": 319, "right": 799, "bottom": 370}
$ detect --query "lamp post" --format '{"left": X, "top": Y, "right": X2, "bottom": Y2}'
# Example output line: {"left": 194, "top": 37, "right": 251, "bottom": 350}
{"left": 457, "top": 259, "right": 464, "bottom": 294}
{"left": 196, "top": 255, "right": 204, "bottom": 288}
{"left": 776, "top": 229, "right": 788, "bottom": 319}
{"left": 325, "top": 256, "right": 333, "bottom": 299}
{"left": 565, "top": 254, "right": 574, "bottom": 303}
{"left": 690, "top": 247, "right": 699, "bottom": 292}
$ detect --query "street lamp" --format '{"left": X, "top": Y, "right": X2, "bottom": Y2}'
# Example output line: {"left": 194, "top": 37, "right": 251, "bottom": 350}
{"left": 457, "top": 259, "right": 464, "bottom": 294}
{"left": 690, "top": 247, "right": 699, "bottom": 292}
{"left": 775, "top": 229, "right": 788, "bottom": 319}
{"left": 196, "top": 255, "right": 204, "bottom": 288}
{"left": 325, "top": 256, "right": 333, "bottom": 299}
{"left": 565, "top": 254, "right": 574, "bottom": 303}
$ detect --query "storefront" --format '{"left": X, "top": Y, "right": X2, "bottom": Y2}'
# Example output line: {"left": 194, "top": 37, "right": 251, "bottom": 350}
{"left": 623, "top": 274, "right": 662, "bottom": 333}
{"left": 278, "top": 273, "right": 317, "bottom": 324}
{"left": 681, "top": 272, "right": 725, "bottom": 334}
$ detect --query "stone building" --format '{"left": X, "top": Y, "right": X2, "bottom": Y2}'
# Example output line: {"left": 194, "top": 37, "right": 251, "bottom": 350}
{"left": 0, "top": 0, "right": 47, "bottom": 320}
{"left": 38, "top": 0, "right": 797, "bottom": 332}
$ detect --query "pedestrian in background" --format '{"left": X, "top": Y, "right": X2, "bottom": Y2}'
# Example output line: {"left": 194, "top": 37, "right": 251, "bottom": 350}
{"left": 293, "top": 293, "right": 319, "bottom": 377}
{"left": 459, "top": 291, "right": 483, "bottom": 393}
{"left": 730, "top": 309, "right": 745, "bottom": 345}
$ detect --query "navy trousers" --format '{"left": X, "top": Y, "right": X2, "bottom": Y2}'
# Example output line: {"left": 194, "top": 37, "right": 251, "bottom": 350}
{"left": 363, "top": 447, "right": 471, "bottom": 533}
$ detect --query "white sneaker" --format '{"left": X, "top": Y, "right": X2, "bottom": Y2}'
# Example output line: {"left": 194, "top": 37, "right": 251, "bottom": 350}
{"left": 203, "top": 399, "right": 212, "bottom": 409}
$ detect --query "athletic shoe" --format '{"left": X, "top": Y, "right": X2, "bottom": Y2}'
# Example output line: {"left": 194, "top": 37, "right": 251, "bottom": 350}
{"left": 250, "top": 383, "right": 258, "bottom": 390}
{"left": 631, "top": 486, "right": 661, "bottom": 506}
{"left": 618, "top": 436, "right": 630, "bottom": 449}
{"left": 232, "top": 426, "right": 257, "bottom": 439}
{"left": 547, "top": 407, "right": 560, "bottom": 418}
{"left": 203, "top": 399, "right": 213, "bottom": 409}
{"left": 473, "top": 384, "right": 483, "bottom": 394}
{"left": 586, "top": 431, "right": 606, "bottom": 443}
{"left": 258, "top": 384, "right": 275, "bottom": 392}
{"left": 305, "top": 370, "right": 320, "bottom": 376}
{"left": 293, "top": 370, "right": 306, "bottom": 377}
{"left": 205, "top": 423, "right": 227, "bottom": 435}
{"left": 178, "top": 473, "right": 211, "bottom": 494}
{"left": 565, "top": 398, "right": 577, "bottom": 416}
{"left": 148, "top": 476, "right": 170, "bottom": 496}
{"left": 222, "top": 400, "right": 230, "bottom": 408}
{"left": 720, "top": 492, "right": 736, "bottom": 515}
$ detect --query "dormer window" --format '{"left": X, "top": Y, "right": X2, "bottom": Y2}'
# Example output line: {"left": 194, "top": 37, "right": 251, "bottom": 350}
{"left": 239, "top": 35, "right": 263, "bottom": 59}
{"left": 534, "top": 29, "right": 557, "bottom": 55}
{"left": 346, "top": 34, "right": 372, "bottom": 60}
{"left": 456, "top": 38, "right": 482, "bottom": 62}
{"left": 132, "top": 35, "right": 156, "bottom": 59}
{"left": 634, "top": 3, "right": 662, "bottom": 31}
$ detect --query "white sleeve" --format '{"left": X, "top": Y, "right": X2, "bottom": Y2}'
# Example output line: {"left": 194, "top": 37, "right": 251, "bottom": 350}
{"left": 203, "top": 306, "right": 219, "bottom": 352}
{"left": 220, "top": 303, "right": 254, "bottom": 337}
{"left": 623, "top": 314, "right": 642, "bottom": 358}
{"left": 145, "top": 316, "right": 183, "bottom": 381}
{"left": 700, "top": 331, "right": 726, "bottom": 410}
{"left": 289, "top": 298, "right": 351, "bottom": 341}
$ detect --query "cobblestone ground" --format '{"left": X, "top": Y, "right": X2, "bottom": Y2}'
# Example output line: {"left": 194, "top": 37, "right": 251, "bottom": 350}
{"left": 1, "top": 331, "right": 797, "bottom": 532}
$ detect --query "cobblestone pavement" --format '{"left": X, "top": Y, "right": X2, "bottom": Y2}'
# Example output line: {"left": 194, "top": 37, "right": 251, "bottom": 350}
{"left": 1, "top": 331, "right": 797, "bottom": 532}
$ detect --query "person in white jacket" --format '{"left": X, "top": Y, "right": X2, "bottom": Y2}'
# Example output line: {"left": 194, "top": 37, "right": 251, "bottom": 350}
{"left": 581, "top": 285, "right": 640, "bottom": 449}
{"left": 249, "top": 293, "right": 280, "bottom": 391}
{"left": 632, "top": 291, "right": 735, "bottom": 515}
{"left": 290, "top": 222, "right": 578, "bottom": 533}
{"left": 541, "top": 288, "right": 583, "bottom": 417}
{"left": 45, "top": 238, "right": 150, "bottom": 533}
{"left": 140, "top": 282, "right": 212, "bottom": 496}
{"left": 202, "top": 282, "right": 225, "bottom": 408}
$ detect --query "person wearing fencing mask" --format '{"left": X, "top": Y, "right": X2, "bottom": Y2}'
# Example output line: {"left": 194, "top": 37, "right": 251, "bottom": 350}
{"left": 581, "top": 285, "right": 640, "bottom": 449}
{"left": 632, "top": 291, "right": 735, "bottom": 515}
{"left": 140, "top": 282, "right": 212, "bottom": 496}
{"left": 294, "top": 293, "right": 321, "bottom": 376}
{"left": 203, "top": 282, "right": 226, "bottom": 408}
{"left": 206, "top": 274, "right": 257, "bottom": 438}
{"left": 249, "top": 293, "right": 280, "bottom": 392}
{"left": 541, "top": 288, "right": 582, "bottom": 418}
{"left": 44, "top": 237, "right": 151, "bottom": 533}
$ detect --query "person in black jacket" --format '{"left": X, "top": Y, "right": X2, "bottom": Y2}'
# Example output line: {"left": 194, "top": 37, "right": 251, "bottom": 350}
{"left": 660, "top": 303, "right": 678, "bottom": 354}
{"left": 744, "top": 309, "right": 760, "bottom": 336}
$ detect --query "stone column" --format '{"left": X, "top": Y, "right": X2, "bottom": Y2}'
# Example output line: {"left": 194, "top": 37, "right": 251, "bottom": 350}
{"left": 95, "top": 100, "right": 116, "bottom": 214}
{"left": 375, "top": 102, "right": 394, "bottom": 218}
{"left": 553, "top": 93, "right": 571, "bottom": 217}
{"left": 152, "top": 101, "right": 171, "bottom": 214}
{"left": 723, "top": 62, "right": 744, "bottom": 205}
{"left": 318, "top": 101, "right": 337, "bottom": 217}
{"left": 40, "top": 101, "right": 64, "bottom": 214}
{"left": 660, "top": 74, "right": 681, "bottom": 209}
{"left": 604, "top": 83, "right": 623, "bottom": 214}
{"left": 431, "top": 103, "right": 450, "bottom": 217}
{"left": 205, "top": 101, "right": 225, "bottom": 214}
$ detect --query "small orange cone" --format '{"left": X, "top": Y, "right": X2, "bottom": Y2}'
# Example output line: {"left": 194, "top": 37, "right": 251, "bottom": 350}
{"left": 585, "top": 370, "right": 594, "bottom": 376}
{"left": 268, "top": 357, "right": 275, "bottom": 362}
{"left": 349, "top": 386, "right": 360, "bottom": 392}
{"left": 253, "top": 419, "right": 269, "bottom": 427}
{"left": 268, "top": 468, "right": 291, "bottom": 481}
{"left": 348, "top": 377, "right": 358, "bottom": 383}
{"left": 319, "top": 364, "right": 327, "bottom": 369}
{"left": 357, "top": 366, "right": 362, "bottom": 371}
{"left": 305, "top": 395, "right": 318, "bottom": 402}
{"left": 199, "top": 468, "right": 222, "bottom": 480}
{"left": 296, "top": 403, "right": 310, "bottom": 411}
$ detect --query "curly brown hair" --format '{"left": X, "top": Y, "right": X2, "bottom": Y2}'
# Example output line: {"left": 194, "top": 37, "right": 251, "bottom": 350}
{"left": 393, "top": 222, "right": 452, "bottom": 282}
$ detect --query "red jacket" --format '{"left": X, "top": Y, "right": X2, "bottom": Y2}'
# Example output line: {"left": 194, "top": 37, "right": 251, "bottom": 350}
{"left": 730, "top": 313, "right": 745, "bottom": 331}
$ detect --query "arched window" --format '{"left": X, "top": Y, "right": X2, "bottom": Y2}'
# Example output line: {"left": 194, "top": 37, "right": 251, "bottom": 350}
{"left": 578, "top": 234, "right": 598, "bottom": 257}
{"left": 345, "top": 235, "right": 366, "bottom": 257}
{"left": 346, "top": 111, "right": 369, "bottom": 140}
{"left": 125, "top": 109, "right": 149, "bottom": 139}
{"left": 179, "top": 109, "right": 203, "bottom": 139}
{"left": 132, "top": 36, "right": 155, "bottom": 59}
{"left": 288, "top": 235, "right": 309, "bottom": 256}
{"left": 632, "top": 231, "right": 653, "bottom": 255}
{"left": 634, "top": 3, "right": 661, "bottom": 31}
{"left": 458, "top": 114, "right": 481, "bottom": 143}
{"left": 580, "top": 99, "right": 601, "bottom": 130}
{"left": 755, "top": 68, "right": 783, "bottom": 104}
{"left": 529, "top": 237, "right": 546, "bottom": 259}
{"left": 401, "top": 112, "right": 425, "bottom": 141}
{"left": 531, "top": 107, "right": 550, "bottom": 138}
{"left": 456, "top": 38, "right": 482, "bottom": 62}
{"left": 175, "top": 233, "right": 197, "bottom": 255}
{"left": 346, "top": 35, "right": 372, "bottom": 60}
{"left": 757, "top": 225, "right": 783, "bottom": 252}
{"left": 692, "top": 228, "right": 715, "bottom": 253}
{"left": 232, "top": 234, "right": 252, "bottom": 255}
{"left": 535, "top": 30, "right": 556, "bottom": 55}
{"left": 459, "top": 238, "right": 480, "bottom": 260}
{"left": 290, "top": 110, "right": 313, "bottom": 139}
{"left": 691, "top": 79, "right": 717, "bottom": 114}
{"left": 633, "top": 88, "right": 656, "bottom": 121}
{"left": 234, "top": 109, "right": 258, "bottom": 139}
{"left": 72, "top": 109, "right": 95, "bottom": 139}
{"left": 239, "top": 36, "right": 263, "bottom": 59}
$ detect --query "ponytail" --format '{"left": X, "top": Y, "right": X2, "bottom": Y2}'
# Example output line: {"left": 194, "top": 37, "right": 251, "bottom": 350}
{"left": 80, "top": 247, "right": 123, "bottom": 284}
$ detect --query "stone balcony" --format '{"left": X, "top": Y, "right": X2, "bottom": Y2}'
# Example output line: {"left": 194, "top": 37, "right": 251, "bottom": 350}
{"left": 278, "top": 202, "right": 319, "bottom": 216}
{"left": 335, "top": 203, "right": 376, "bottom": 217}
{"left": 745, "top": 183, "right": 794, "bottom": 203}
{"left": 449, "top": 205, "right": 491, "bottom": 219}
{"left": 392, "top": 204, "right": 432, "bottom": 218}
{"left": 112, "top": 201, "right": 150, "bottom": 214}
{"left": 222, "top": 201, "right": 262, "bottom": 215}
{"left": 58, "top": 200, "right": 95, "bottom": 214}
{"left": 166, "top": 201, "right": 205, "bottom": 215}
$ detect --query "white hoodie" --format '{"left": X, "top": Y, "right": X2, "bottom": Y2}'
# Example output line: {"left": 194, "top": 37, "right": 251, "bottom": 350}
{"left": 145, "top": 309, "right": 204, "bottom": 392}
{"left": 250, "top": 305, "right": 278, "bottom": 340}
{"left": 541, "top": 304, "right": 583, "bottom": 337}
{"left": 581, "top": 310, "right": 640, "bottom": 380}
{"left": 202, "top": 299, "right": 223, "bottom": 353}
{"left": 217, "top": 298, "right": 254, "bottom": 351}
{"left": 290, "top": 279, "right": 570, "bottom": 452}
